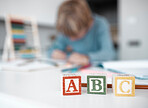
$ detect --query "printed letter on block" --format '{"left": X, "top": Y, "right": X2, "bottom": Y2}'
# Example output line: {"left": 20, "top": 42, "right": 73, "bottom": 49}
{"left": 87, "top": 75, "right": 107, "bottom": 95}
{"left": 113, "top": 75, "right": 135, "bottom": 97}
{"left": 63, "top": 76, "right": 81, "bottom": 96}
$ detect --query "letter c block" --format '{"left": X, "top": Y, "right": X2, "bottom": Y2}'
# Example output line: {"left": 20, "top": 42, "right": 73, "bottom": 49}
{"left": 113, "top": 75, "right": 135, "bottom": 97}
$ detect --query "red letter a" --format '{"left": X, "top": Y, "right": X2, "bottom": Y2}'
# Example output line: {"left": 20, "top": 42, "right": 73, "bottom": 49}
{"left": 66, "top": 80, "right": 78, "bottom": 92}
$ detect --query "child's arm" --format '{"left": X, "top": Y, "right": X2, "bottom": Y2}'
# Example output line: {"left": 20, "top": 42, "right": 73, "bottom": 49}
{"left": 47, "top": 34, "right": 67, "bottom": 58}
{"left": 88, "top": 19, "right": 116, "bottom": 62}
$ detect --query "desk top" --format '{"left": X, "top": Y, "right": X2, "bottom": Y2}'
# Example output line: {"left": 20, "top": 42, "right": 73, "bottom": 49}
{"left": 0, "top": 62, "right": 148, "bottom": 108}
{"left": 0, "top": 69, "right": 148, "bottom": 108}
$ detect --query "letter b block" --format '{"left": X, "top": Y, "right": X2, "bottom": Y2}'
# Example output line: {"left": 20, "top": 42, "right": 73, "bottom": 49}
{"left": 87, "top": 75, "right": 107, "bottom": 95}
{"left": 113, "top": 75, "right": 135, "bottom": 97}
{"left": 62, "top": 76, "right": 81, "bottom": 96}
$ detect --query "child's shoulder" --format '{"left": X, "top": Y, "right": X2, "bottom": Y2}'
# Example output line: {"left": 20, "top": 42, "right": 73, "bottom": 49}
{"left": 93, "top": 14, "right": 108, "bottom": 23}
{"left": 93, "top": 14, "right": 109, "bottom": 29}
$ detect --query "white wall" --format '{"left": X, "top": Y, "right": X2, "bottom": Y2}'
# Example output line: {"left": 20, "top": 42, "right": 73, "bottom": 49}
{"left": 119, "top": 0, "right": 148, "bottom": 60}
{"left": 0, "top": 0, "right": 64, "bottom": 26}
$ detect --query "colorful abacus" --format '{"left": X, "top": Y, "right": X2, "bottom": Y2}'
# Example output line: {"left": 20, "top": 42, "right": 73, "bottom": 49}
{"left": 2, "top": 15, "right": 41, "bottom": 61}
{"left": 11, "top": 19, "right": 26, "bottom": 51}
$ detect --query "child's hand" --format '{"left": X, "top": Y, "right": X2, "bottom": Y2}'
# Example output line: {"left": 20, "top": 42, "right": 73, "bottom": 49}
{"left": 68, "top": 53, "right": 89, "bottom": 66}
{"left": 51, "top": 50, "right": 66, "bottom": 60}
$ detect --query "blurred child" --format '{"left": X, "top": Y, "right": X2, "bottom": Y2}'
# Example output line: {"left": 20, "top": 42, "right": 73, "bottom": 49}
{"left": 48, "top": 0, "right": 116, "bottom": 65}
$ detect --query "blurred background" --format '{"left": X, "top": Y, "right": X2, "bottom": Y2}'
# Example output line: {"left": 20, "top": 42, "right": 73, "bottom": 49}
{"left": 0, "top": 0, "right": 148, "bottom": 60}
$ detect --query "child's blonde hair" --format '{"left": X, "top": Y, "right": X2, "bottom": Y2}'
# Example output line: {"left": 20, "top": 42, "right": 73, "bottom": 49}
{"left": 56, "top": 0, "right": 93, "bottom": 36}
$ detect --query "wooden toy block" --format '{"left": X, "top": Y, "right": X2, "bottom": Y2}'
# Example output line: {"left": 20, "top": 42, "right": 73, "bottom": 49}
{"left": 62, "top": 75, "right": 81, "bottom": 96}
{"left": 113, "top": 75, "right": 135, "bottom": 97}
{"left": 87, "top": 75, "right": 107, "bottom": 95}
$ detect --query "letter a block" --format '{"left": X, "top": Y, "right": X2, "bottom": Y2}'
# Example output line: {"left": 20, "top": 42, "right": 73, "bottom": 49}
{"left": 87, "top": 75, "right": 107, "bottom": 95}
{"left": 62, "top": 76, "right": 81, "bottom": 96}
{"left": 113, "top": 75, "right": 135, "bottom": 97}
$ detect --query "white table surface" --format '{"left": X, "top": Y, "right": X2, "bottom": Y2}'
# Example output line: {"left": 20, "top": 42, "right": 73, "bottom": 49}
{"left": 0, "top": 63, "right": 148, "bottom": 108}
